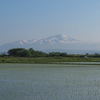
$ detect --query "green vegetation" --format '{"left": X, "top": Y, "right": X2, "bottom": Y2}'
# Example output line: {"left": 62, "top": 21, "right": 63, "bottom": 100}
{"left": 0, "top": 56, "right": 100, "bottom": 64}
{"left": 7, "top": 48, "right": 48, "bottom": 57}
{"left": 7, "top": 48, "right": 68, "bottom": 57}
{"left": 0, "top": 48, "right": 100, "bottom": 63}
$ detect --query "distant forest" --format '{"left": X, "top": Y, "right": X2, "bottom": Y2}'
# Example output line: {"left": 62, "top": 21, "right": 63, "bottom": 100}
{"left": 6, "top": 48, "right": 68, "bottom": 57}
{"left": 0, "top": 48, "right": 100, "bottom": 58}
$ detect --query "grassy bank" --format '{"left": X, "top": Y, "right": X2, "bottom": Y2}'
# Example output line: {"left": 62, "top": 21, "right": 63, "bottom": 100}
{"left": 0, "top": 57, "right": 100, "bottom": 64}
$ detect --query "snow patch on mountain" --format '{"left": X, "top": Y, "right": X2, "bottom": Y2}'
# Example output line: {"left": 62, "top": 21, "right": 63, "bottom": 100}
{"left": 22, "top": 39, "right": 38, "bottom": 44}
{"left": 20, "top": 40, "right": 23, "bottom": 45}
{"left": 36, "top": 34, "right": 82, "bottom": 44}
{"left": 1, "top": 34, "right": 82, "bottom": 46}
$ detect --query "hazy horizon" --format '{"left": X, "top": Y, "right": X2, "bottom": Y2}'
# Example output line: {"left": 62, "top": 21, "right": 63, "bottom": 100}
{"left": 1, "top": 0, "right": 100, "bottom": 45}
{"left": 0, "top": 34, "right": 99, "bottom": 46}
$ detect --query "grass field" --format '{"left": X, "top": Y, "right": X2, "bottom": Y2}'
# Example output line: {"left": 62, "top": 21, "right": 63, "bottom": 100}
{"left": 0, "top": 57, "right": 100, "bottom": 63}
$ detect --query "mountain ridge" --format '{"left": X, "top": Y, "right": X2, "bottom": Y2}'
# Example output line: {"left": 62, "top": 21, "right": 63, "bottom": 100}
{"left": 0, "top": 34, "right": 82, "bottom": 46}
{"left": 0, "top": 34, "right": 100, "bottom": 54}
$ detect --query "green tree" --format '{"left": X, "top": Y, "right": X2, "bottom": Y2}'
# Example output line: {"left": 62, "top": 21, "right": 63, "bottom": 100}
{"left": 49, "top": 52, "right": 60, "bottom": 57}
{"left": 29, "top": 48, "right": 35, "bottom": 57}
{"left": 60, "top": 52, "right": 68, "bottom": 57}
{"left": 17, "top": 50, "right": 31, "bottom": 57}
{"left": 22, "top": 50, "right": 31, "bottom": 57}
{"left": 7, "top": 48, "right": 25, "bottom": 56}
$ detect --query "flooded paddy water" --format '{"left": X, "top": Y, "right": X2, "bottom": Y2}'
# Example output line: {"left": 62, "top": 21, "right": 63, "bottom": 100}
{"left": 0, "top": 63, "right": 100, "bottom": 100}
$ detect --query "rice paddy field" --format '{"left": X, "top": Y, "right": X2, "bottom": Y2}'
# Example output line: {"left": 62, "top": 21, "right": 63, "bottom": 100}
{"left": 0, "top": 63, "right": 100, "bottom": 100}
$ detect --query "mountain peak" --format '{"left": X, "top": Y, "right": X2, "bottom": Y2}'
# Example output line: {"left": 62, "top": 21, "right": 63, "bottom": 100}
{"left": 0, "top": 34, "right": 84, "bottom": 52}
{"left": 39, "top": 34, "right": 81, "bottom": 44}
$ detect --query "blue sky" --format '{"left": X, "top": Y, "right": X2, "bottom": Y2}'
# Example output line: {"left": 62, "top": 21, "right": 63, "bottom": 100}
{"left": 0, "top": 0, "right": 100, "bottom": 45}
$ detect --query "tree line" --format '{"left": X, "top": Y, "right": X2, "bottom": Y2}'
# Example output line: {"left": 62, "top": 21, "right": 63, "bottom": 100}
{"left": 0, "top": 48, "right": 100, "bottom": 57}
{"left": 6, "top": 48, "right": 68, "bottom": 57}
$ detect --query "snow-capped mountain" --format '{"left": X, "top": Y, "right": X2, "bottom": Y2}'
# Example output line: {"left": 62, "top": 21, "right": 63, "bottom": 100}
{"left": 35, "top": 34, "right": 82, "bottom": 44}
{"left": 2, "top": 34, "right": 82, "bottom": 46}
{"left": 5, "top": 39, "right": 38, "bottom": 46}
{"left": 0, "top": 34, "right": 100, "bottom": 53}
